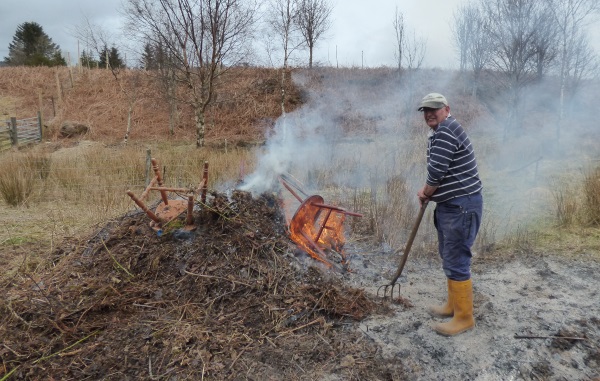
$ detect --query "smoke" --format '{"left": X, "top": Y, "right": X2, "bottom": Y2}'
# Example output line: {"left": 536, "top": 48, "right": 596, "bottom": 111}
{"left": 239, "top": 97, "right": 336, "bottom": 194}
{"left": 240, "top": 69, "right": 440, "bottom": 196}
{"left": 240, "top": 67, "right": 600, "bottom": 243}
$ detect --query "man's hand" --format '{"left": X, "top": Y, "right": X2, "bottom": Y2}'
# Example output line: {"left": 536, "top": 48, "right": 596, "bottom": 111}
{"left": 418, "top": 184, "right": 437, "bottom": 206}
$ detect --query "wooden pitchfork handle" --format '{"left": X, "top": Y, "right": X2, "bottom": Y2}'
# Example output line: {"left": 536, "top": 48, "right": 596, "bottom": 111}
{"left": 387, "top": 201, "right": 428, "bottom": 286}
{"left": 377, "top": 201, "right": 428, "bottom": 299}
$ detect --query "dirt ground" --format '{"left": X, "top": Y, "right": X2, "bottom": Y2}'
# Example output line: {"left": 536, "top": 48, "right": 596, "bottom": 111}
{"left": 1, "top": 190, "right": 599, "bottom": 380}
{"left": 341, "top": 241, "right": 600, "bottom": 381}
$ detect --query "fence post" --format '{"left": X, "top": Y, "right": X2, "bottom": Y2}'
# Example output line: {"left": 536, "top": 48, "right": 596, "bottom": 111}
{"left": 38, "top": 90, "right": 43, "bottom": 121}
{"left": 145, "top": 148, "right": 152, "bottom": 186}
{"left": 55, "top": 70, "right": 63, "bottom": 104}
{"left": 38, "top": 111, "right": 43, "bottom": 141}
{"left": 9, "top": 117, "right": 18, "bottom": 147}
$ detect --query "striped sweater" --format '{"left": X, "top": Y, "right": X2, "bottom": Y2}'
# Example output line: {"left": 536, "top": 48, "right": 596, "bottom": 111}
{"left": 426, "top": 115, "right": 482, "bottom": 203}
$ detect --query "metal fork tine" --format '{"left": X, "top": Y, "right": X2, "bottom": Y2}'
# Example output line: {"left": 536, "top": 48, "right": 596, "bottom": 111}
{"left": 376, "top": 203, "right": 428, "bottom": 302}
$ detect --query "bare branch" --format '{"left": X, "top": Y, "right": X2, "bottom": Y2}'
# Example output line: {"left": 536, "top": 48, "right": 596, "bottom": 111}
{"left": 295, "top": 0, "right": 333, "bottom": 68}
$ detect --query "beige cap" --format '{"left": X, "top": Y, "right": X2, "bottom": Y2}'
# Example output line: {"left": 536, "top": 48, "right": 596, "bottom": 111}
{"left": 417, "top": 93, "right": 448, "bottom": 111}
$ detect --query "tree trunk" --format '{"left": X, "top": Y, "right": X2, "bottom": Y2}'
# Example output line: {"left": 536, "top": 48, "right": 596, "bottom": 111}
{"left": 195, "top": 106, "right": 206, "bottom": 148}
{"left": 169, "top": 100, "right": 176, "bottom": 136}
{"left": 124, "top": 102, "right": 133, "bottom": 144}
{"left": 280, "top": 66, "right": 287, "bottom": 116}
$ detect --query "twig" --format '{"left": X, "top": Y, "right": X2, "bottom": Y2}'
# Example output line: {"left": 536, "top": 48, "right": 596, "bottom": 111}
{"left": 26, "top": 273, "right": 63, "bottom": 311}
{"left": 276, "top": 317, "right": 323, "bottom": 338}
{"left": 32, "top": 330, "right": 100, "bottom": 364}
{"left": 228, "top": 342, "right": 253, "bottom": 371}
{"left": 6, "top": 299, "right": 31, "bottom": 328}
{"left": 514, "top": 334, "right": 587, "bottom": 340}
{"left": 2, "top": 343, "right": 24, "bottom": 358}
{"left": 183, "top": 269, "right": 253, "bottom": 288}
{"left": 101, "top": 237, "right": 134, "bottom": 277}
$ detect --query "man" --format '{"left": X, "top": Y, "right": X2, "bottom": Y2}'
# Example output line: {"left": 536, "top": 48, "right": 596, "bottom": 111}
{"left": 416, "top": 93, "right": 483, "bottom": 336}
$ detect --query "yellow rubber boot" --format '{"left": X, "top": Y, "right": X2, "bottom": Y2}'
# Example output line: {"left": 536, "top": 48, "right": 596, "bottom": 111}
{"left": 428, "top": 279, "right": 454, "bottom": 317}
{"left": 433, "top": 279, "right": 475, "bottom": 336}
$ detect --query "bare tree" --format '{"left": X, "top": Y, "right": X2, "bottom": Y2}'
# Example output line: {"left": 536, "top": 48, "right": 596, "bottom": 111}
{"left": 455, "top": 4, "right": 493, "bottom": 98}
{"left": 265, "top": 0, "right": 303, "bottom": 115}
{"left": 451, "top": 3, "right": 478, "bottom": 72}
{"left": 531, "top": 5, "right": 559, "bottom": 81}
{"left": 480, "top": 0, "right": 548, "bottom": 137}
{"left": 567, "top": 31, "right": 598, "bottom": 97}
{"left": 392, "top": 6, "right": 404, "bottom": 71}
{"left": 452, "top": 2, "right": 492, "bottom": 96}
{"left": 402, "top": 30, "right": 426, "bottom": 71}
{"left": 295, "top": 0, "right": 333, "bottom": 68}
{"left": 550, "top": 0, "right": 599, "bottom": 128}
{"left": 124, "top": 0, "right": 257, "bottom": 148}
{"left": 467, "top": 14, "right": 492, "bottom": 98}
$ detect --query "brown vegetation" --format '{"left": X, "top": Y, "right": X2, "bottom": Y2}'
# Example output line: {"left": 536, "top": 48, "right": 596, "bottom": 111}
{"left": 0, "top": 66, "right": 302, "bottom": 145}
{"left": 1, "top": 190, "right": 396, "bottom": 380}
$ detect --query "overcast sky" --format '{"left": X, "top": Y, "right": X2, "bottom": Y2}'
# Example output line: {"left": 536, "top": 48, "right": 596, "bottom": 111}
{"left": 1, "top": 0, "right": 599, "bottom": 69}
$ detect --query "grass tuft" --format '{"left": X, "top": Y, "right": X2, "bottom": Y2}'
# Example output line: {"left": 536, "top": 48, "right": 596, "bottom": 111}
{"left": 582, "top": 167, "right": 600, "bottom": 226}
{"left": 0, "top": 155, "right": 36, "bottom": 206}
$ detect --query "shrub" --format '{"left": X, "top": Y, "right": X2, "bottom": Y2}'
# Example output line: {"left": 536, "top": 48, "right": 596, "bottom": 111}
{"left": 582, "top": 166, "right": 600, "bottom": 226}
{"left": 0, "top": 156, "right": 35, "bottom": 206}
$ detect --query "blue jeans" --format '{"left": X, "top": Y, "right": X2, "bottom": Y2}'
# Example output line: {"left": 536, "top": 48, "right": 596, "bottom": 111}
{"left": 433, "top": 193, "right": 483, "bottom": 281}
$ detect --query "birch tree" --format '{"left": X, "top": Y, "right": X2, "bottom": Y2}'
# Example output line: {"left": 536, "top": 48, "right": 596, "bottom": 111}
{"left": 124, "top": 0, "right": 257, "bottom": 147}
{"left": 392, "top": 7, "right": 404, "bottom": 71}
{"left": 295, "top": 0, "right": 333, "bottom": 68}
{"left": 265, "top": 0, "right": 303, "bottom": 115}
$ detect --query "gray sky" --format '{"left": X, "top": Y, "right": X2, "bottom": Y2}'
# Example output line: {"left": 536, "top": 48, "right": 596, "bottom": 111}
{"left": 1, "top": 0, "right": 599, "bottom": 69}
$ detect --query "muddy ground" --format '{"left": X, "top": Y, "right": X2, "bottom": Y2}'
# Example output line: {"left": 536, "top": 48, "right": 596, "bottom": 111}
{"left": 1, "top": 191, "right": 599, "bottom": 380}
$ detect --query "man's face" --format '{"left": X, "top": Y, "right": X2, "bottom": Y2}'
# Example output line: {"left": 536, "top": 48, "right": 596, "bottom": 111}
{"left": 422, "top": 106, "right": 450, "bottom": 129}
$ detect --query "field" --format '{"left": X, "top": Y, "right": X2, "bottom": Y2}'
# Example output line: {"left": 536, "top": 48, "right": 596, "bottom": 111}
{"left": 0, "top": 66, "right": 599, "bottom": 380}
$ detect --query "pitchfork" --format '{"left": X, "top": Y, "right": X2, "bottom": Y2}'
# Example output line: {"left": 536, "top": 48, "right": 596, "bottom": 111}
{"left": 377, "top": 202, "right": 428, "bottom": 301}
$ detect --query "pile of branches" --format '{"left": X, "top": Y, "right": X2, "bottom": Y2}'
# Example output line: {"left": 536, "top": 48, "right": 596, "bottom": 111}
{"left": 1, "top": 190, "right": 400, "bottom": 380}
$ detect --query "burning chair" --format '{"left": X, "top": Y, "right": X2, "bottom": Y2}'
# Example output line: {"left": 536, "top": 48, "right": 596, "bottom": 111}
{"left": 126, "top": 158, "right": 209, "bottom": 234}
{"left": 279, "top": 174, "right": 362, "bottom": 271}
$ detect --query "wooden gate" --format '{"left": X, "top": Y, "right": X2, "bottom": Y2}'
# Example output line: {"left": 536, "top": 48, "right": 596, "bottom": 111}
{"left": 0, "top": 113, "right": 42, "bottom": 152}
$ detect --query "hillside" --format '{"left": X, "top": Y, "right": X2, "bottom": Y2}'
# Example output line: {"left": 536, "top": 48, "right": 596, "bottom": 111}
{"left": 0, "top": 66, "right": 302, "bottom": 145}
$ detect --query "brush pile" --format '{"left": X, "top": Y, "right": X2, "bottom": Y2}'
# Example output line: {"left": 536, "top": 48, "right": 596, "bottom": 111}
{"left": 1, "top": 190, "right": 402, "bottom": 380}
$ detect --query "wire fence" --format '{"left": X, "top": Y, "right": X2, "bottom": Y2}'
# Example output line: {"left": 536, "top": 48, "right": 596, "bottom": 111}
{"left": 0, "top": 114, "right": 42, "bottom": 152}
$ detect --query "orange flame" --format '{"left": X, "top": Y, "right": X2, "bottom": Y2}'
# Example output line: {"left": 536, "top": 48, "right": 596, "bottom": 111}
{"left": 286, "top": 195, "right": 347, "bottom": 269}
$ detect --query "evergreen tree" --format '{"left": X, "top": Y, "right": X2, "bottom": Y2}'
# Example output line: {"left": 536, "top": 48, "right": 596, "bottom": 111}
{"left": 80, "top": 49, "right": 98, "bottom": 68}
{"left": 98, "top": 45, "right": 126, "bottom": 69}
{"left": 140, "top": 43, "right": 156, "bottom": 70}
{"left": 4, "top": 22, "right": 66, "bottom": 66}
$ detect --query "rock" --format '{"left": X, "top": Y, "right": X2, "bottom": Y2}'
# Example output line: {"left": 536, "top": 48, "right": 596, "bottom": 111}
{"left": 60, "top": 121, "right": 89, "bottom": 138}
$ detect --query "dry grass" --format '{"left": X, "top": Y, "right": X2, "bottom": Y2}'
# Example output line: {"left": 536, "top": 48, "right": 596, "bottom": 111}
{"left": 582, "top": 166, "right": 600, "bottom": 226}
{"left": 0, "top": 155, "right": 36, "bottom": 206}
{"left": 0, "top": 142, "right": 258, "bottom": 260}
{"left": 0, "top": 66, "right": 297, "bottom": 145}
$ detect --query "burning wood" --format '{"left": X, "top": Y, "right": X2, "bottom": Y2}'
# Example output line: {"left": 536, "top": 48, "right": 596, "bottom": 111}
{"left": 279, "top": 174, "right": 362, "bottom": 271}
